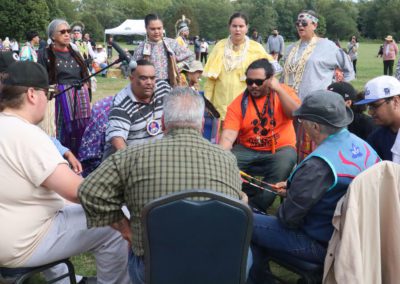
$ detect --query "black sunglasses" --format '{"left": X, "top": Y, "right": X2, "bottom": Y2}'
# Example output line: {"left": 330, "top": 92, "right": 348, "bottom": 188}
{"left": 246, "top": 77, "right": 270, "bottom": 87}
{"left": 58, "top": 29, "right": 71, "bottom": 35}
{"left": 296, "top": 20, "right": 308, "bottom": 27}
{"left": 35, "top": 86, "right": 57, "bottom": 101}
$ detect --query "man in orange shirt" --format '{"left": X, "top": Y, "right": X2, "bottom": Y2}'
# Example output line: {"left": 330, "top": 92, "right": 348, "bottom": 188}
{"left": 220, "top": 58, "right": 300, "bottom": 212}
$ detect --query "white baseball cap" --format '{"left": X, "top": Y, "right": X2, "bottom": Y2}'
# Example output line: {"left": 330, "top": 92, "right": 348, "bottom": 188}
{"left": 355, "top": 75, "right": 400, "bottom": 105}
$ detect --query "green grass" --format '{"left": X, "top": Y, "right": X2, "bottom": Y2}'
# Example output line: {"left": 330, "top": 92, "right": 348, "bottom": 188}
{"left": 61, "top": 41, "right": 387, "bottom": 283}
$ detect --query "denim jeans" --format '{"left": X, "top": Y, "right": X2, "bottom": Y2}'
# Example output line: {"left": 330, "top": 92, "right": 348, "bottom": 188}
{"left": 249, "top": 214, "right": 326, "bottom": 283}
{"left": 128, "top": 249, "right": 253, "bottom": 284}
{"left": 232, "top": 145, "right": 297, "bottom": 212}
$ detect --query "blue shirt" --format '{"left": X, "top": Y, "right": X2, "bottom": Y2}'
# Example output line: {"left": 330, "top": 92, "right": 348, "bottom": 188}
{"left": 367, "top": 126, "right": 397, "bottom": 161}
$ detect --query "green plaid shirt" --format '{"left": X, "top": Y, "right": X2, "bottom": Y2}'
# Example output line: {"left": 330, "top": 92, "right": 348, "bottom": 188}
{"left": 78, "top": 127, "right": 242, "bottom": 256}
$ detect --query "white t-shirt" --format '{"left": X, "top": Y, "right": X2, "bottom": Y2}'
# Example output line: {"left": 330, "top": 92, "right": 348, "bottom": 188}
{"left": 0, "top": 113, "right": 67, "bottom": 267}
{"left": 200, "top": 42, "right": 208, "bottom": 53}
{"left": 391, "top": 130, "right": 400, "bottom": 164}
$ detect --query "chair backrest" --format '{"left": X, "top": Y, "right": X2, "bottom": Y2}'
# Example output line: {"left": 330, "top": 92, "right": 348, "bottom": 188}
{"left": 142, "top": 189, "right": 253, "bottom": 284}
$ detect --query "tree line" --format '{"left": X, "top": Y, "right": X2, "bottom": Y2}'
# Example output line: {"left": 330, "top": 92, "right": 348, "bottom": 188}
{"left": 0, "top": 0, "right": 399, "bottom": 43}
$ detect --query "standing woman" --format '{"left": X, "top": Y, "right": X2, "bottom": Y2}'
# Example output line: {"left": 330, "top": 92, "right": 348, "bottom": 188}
{"left": 281, "top": 10, "right": 354, "bottom": 161}
{"left": 347, "top": 35, "right": 359, "bottom": 75}
{"left": 203, "top": 12, "right": 277, "bottom": 120}
{"left": 38, "top": 19, "right": 91, "bottom": 156}
{"left": 382, "top": 35, "right": 398, "bottom": 76}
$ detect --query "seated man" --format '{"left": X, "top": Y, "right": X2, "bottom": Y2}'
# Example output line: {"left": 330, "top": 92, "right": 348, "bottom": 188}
{"left": 93, "top": 44, "right": 108, "bottom": 76}
{"left": 103, "top": 59, "right": 170, "bottom": 159}
{"left": 0, "top": 61, "right": 130, "bottom": 284}
{"left": 250, "top": 90, "right": 380, "bottom": 283}
{"left": 354, "top": 75, "right": 400, "bottom": 160}
{"left": 78, "top": 86, "right": 245, "bottom": 284}
{"left": 220, "top": 58, "right": 300, "bottom": 212}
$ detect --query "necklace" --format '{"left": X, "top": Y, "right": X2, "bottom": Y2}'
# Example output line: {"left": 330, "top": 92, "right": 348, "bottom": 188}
{"left": 250, "top": 92, "right": 276, "bottom": 153}
{"left": 283, "top": 36, "right": 318, "bottom": 93}
{"left": 223, "top": 36, "right": 249, "bottom": 72}
{"left": 136, "top": 98, "right": 161, "bottom": 136}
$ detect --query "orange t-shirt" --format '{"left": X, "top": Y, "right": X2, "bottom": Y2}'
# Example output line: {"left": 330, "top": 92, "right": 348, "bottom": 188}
{"left": 224, "top": 84, "right": 300, "bottom": 152}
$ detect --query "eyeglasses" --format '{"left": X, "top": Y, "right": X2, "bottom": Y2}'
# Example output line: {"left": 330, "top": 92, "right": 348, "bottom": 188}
{"left": 245, "top": 77, "right": 270, "bottom": 87}
{"left": 368, "top": 98, "right": 392, "bottom": 111}
{"left": 58, "top": 29, "right": 71, "bottom": 35}
{"left": 296, "top": 20, "right": 308, "bottom": 27}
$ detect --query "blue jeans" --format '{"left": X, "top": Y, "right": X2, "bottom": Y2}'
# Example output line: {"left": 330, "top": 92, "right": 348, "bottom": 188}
{"left": 232, "top": 145, "right": 297, "bottom": 212}
{"left": 250, "top": 214, "right": 326, "bottom": 283}
{"left": 128, "top": 249, "right": 253, "bottom": 284}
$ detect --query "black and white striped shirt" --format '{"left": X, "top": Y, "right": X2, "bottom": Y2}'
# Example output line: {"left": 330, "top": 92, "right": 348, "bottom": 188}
{"left": 105, "top": 81, "right": 171, "bottom": 149}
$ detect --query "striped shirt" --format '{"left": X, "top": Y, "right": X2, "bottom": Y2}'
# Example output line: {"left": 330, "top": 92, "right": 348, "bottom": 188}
{"left": 79, "top": 128, "right": 242, "bottom": 256}
{"left": 105, "top": 81, "right": 170, "bottom": 152}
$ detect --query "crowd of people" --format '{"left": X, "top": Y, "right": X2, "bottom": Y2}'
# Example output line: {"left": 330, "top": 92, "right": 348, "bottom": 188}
{"left": 1, "top": 8, "right": 400, "bottom": 284}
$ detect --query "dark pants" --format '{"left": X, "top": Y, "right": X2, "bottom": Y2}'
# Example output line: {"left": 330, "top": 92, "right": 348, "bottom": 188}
{"left": 249, "top": 215, "right": 327, "bottom": 283}
{"left": 201, "top": 52, "right": 208, "bottom": 64}
{"left": 352, "top": 59, "right": 357, "bottom": 74}
{"left": 232, "top": 145, "right": 297, "bottom": 212}
{"left": 195, "top": 51, "right": 201, "bottom": 61}
{"left": 384, "top": 60, "right": 394, "bottom": 75}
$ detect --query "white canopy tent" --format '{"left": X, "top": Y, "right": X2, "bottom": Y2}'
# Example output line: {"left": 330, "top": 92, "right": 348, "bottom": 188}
{"left": 105, "top": 19, "right": 146, "bottom": 36}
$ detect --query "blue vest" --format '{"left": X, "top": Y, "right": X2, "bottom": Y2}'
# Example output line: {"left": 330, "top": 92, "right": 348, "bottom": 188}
{"left": 289, "top": 129, "right": 380, "bottom": 244}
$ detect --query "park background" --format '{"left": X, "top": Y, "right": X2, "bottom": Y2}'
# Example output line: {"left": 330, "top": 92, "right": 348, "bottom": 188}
{"left": 1, "top": 0, "right": 396, "bottom": 282}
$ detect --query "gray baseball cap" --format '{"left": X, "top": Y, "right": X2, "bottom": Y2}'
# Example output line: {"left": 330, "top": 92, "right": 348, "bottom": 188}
{"left": 293, "top": 90, "right": 354, "bottom": 127}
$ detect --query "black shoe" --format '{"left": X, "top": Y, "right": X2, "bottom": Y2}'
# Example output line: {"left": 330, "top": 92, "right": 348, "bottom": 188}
{"left": 78, "top": 276, "right": 97, "bottom": 284}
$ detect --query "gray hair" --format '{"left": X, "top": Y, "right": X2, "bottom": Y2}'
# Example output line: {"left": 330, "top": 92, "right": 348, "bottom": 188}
{"left": 163, "top": 87, "right": 205, "bottom": 131}
{"left": 47, "top": 19, "right": 69, "bottom": 40}
{"left": 304, "top": 119, "right": 343, "bottom": 135}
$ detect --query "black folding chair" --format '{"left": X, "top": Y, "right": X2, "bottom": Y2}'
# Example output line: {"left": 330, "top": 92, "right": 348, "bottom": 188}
{"left": 142, "top": 189, "right": 253, "bottom": 284}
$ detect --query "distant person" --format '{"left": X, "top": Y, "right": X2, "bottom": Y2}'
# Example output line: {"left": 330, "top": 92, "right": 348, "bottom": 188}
{"left": 10, "top": 38, "right": 19, "bottom": 54}
{"left": 194, "top": 35, "right": 201, "bottom": 60}
{"left": 20, "top": 31, "right": 39, "bottom": 62}
{"left": 347, "top": 35, "right": 359, "bottom": 75}
{"left": 266, "top": 29, "right": 284, "bottom": 61}
{"left": 355, "top": 75, "right": 400, "bottom": 160}
{"left": 107, "top": 36, "right": 113, "bottom": 59}
{"left": 175, "top": 15, "right": 190, "bottom": 48}
{"left": 200, "top": 38, "right": 209, "bottom": 64}
{"left": 327, "top": 82, "right": 377, "bottom": 140}
{"left": 250, "top": 28, "right": 263, "bottom": 44}
{"left": 93, "top": 44, "right": 108, "bottom": 77}
{"left": 382, "top": 35, "right": 398, "bottom": 76}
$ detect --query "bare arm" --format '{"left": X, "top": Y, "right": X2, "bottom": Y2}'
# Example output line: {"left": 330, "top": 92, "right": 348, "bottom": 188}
{"left": 111, "top": 136, "right": 127, "bottom": 151}
{"left": 41, "top": 164, "right": 83, "bottom": 203}
{"left": 219, "top": 129, "right": 239, "bottom": 150}
{"left": 267, "top": 77, "right": 300, "bottom": 118}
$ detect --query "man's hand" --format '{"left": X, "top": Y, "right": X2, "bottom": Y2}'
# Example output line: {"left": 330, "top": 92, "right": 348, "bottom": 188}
{"left": 64, "top": 151, "right": 83, "bottom": 175}
{"left": 265, "top": 76, "right": 282, "bottom": 92}
{"left": 274, "top": 181, "right": 287, "bottom": 197}
{"left": 111, "top": 217, "right": 132, "bottom": 245}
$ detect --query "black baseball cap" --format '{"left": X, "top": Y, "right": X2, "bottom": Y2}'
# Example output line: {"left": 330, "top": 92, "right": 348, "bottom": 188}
{"left": 0, "top": 51, "right": 19, "bottom": 72}
{"left": 327, "top": 82, "right": 357, "bottom": 101}
{"left": 4, "top": 61, "right": 49, "bottom": 89}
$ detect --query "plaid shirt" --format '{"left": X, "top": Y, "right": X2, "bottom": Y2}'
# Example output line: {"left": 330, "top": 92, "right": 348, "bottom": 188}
{"left": 78, "top": 127, "right": 242, "bottom": 256}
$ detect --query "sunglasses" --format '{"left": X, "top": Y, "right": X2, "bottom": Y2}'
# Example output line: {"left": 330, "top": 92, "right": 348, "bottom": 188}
{"left": 35, "top": 87, "right": 57, "bottom": 101}
{"left": 245, "top": 77, "right": 270, "bottom": 87}
{"left": 58, "top": 29, "right": 71, "bottom": 35}
{"left": 296, "top": 20, "right": 308, "bottom": 27}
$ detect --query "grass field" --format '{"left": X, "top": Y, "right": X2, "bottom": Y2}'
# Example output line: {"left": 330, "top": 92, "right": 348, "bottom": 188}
{"left": 29, "top": 41, "right": 389, "bottom": 283}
